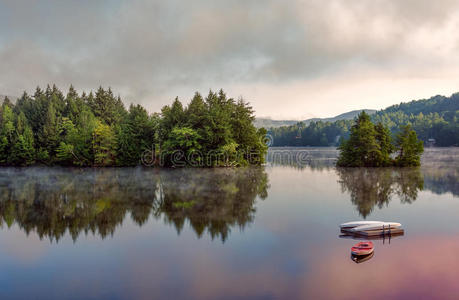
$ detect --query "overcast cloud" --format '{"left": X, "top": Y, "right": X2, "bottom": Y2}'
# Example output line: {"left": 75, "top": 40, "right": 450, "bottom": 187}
{"left": 1, "top": 0, "right": 459, "bottom": 118}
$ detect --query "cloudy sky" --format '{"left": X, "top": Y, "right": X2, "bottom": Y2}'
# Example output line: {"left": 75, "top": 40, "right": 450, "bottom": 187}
{"left": 1, "top": 0, "right": 459, "bottom": 119}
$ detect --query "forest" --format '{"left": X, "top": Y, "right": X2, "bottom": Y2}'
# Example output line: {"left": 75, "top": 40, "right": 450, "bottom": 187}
{"left": 0, "top": 85, "right": 267, "bottom": 167}
{"left": 269, "top": 93, "right": 459, "bottom": 147}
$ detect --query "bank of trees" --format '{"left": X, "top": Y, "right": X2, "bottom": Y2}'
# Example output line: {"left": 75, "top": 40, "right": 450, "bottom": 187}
{"left": 0, "top": 85, "right": 267, "bottom": 167}
{"left": 269, "top": 93, "right": 459, "bottom": 147}
{"left": 337, "top": 112, "right": 424, "bottom": 167}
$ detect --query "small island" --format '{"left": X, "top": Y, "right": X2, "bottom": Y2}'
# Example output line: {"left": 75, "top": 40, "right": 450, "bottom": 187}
{"left": 0, "top": 86, "right": 267, "bottom": 167}
{"left": 337, "top": 111, "right": 424, "bottom": 167}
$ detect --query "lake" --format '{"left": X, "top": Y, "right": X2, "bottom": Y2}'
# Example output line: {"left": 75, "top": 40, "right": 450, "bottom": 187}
{"left": 0, "top": 148, "right": 458, "bottom": 300}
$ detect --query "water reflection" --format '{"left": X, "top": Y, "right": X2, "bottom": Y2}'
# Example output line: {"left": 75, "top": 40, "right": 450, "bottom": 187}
{"left": 267, "top": 148, "right": 459, "bottom": 218}
{"left": 336, "top": 168, "right": 424, "bottom": 217}
{"left": 267, "top": 147, "right": 337, "bottom": 170}
{"left": 339, "top": 232, "right": 404, "bottom": 241}
{"left": 157, "top": 168, "right": 268, "bottom": 241}
{"left": 423, "top": 167, "right": 459, "bottom": 197}
{"left": 351, "top": 252, "right": 374, "bottom": 264}
{"left": 0, "top": 167, "right": 268, "bottom": 242}
{"left": 0, "top": 148, "right": 457, "bottom": 244}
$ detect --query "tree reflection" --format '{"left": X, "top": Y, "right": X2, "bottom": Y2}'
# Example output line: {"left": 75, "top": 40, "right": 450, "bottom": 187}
{"left": 336, "top": 168, "right": 424, "bottom": 217}
{"left": 0, "top": 167, "right": 269, "bottom": 243}
{"left": 157, "top": 168, "right": 268, "bottom": 241}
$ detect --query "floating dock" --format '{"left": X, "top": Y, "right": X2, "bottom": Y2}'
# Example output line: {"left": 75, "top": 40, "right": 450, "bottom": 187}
{"left": 341, "top": 227, "right": 404, "bottom": 237}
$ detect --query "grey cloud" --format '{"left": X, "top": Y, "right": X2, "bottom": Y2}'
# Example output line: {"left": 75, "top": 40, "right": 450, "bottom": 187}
{"left": 1, "top": 0, "right": 459, "bottom": 113}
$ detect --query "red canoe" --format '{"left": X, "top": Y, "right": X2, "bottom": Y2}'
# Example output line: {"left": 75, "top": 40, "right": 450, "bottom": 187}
{"left": 351, "top": 241, "right": 374, "bottom": 256}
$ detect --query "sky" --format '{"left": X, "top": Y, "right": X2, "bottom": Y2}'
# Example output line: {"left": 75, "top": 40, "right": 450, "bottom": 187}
{"left": 1, "top": 0, "right": 459, "bottom": 119}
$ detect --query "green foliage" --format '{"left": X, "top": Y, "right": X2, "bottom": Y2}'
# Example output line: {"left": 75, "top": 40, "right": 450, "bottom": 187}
{"left": 375, "top": 122, "right": 394, "bottom": 166}
{"left": 337, "top": 112, "right": 423, "bottom": 167}
{"left": 0, "top": 85, "right": 266, "bottom": 167}
{"left": 116, "top": 104, "right": 157, "bottom": 166}
{"left": 0, "top": 104, "right": 15, "bottom": 163}
{"left": 9, "top": 127, "right": 35, "bottom": 166}
{"left": 162, "top": 126, "right": 201, "bottom": 166}
{"left": 56, "top": 141, "right": 75, "bottom": 164}
{"left": 394, "top": 125, "right": 424, "bottom": 167}
{"left": 270, "top": 93, "right": 459, "bottom": 147}
{"left": 159, "top": 90, "right": 267, "bottom": 166}
{"left": 337, "top": 112, "right": 389, "bottom": 167}
{"left": 93, "top": 120, "right": 117, "bottom": 166}
{"left": 89, "top": 87, "right": 126, "bottom": 126}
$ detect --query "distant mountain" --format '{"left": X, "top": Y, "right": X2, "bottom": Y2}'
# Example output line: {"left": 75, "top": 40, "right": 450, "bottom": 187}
{"left": 254, "top": 109, "right": 377, "bottom": 128}
{"left": 268, "top": 92, "right": 459, "bottom": 147}
{"left": 253, "top": 118, "right": 299, "bottom": 128}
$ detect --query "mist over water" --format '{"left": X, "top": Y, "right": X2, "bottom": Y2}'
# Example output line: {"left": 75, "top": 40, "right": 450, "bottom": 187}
{"left": 0, "top": 148, "right": 458, "bottom": 299}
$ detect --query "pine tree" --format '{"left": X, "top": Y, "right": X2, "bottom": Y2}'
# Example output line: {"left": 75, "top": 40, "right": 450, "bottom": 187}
{"left": 395, "top": 125, "right": 424, "bottom": 166}
{"left": 337, "top": 111, "right": 382, "bottom": 167}
{"left": 116, "top": 104, "right": 155, "bottom": 166}
{"left": 93, "top": 120, "right": 117, "bottom": 166}
{"left": 40, "top": 102, "right": 60, "bottom": 158}
{"left": 375, "top": 122, "right": 394, "bottom": 166}
{"left": 0, "top": 104, "right": 15, "bottom": 164}
{"left": 8, "top": 112, "right": 35, "bottom": 165}
{"left": 90, "top": 87, "right": 126, "bottom": 126}
{"left": 9, "top": 127, "right": 35, "bottom": 166}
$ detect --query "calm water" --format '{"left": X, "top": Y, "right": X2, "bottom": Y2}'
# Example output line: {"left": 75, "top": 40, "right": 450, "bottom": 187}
{"left": 0, "top": 148, "right": 458, "bottom": 300}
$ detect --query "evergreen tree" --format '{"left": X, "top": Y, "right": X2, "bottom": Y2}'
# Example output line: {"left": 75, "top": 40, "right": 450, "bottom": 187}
{"left": 162, "top": 127, "right": 201, "bottom": 166}
{"left": 0, "top": 104, "right": 15, "bottom": 164}
{"left": 375, "top": 122, "right": 394, "bottom": 166}
{"left": 2, "top": 96, "right": 13, "bottom": 108}
{"left": 337, "top": 112, "right": 382, "bottom": 167}
{"left": 116, "top": 104, "right": 155, "bottom": 166}
{"left": 9, "top": 127, "right": 35, "bottom": 166}
{"left": 93, "top": 120, "right": 117, "bottom": 166}
{"left": 90, "top": 87, "right": 126, "bottom": 126}
{"left": 56, "top": 117, "right": 81, "bottom": 165}
{"left": 8, "top": 112, "right": 35, "bottom": 165}
{"left": 159, "top": 97, "right": 185, "bottom": 148}
{"left": 395, "top": 125, "right": 424, "bottom": 166}
{"left": 40, "top": 102, "right": 60, "bottom": 159}
{"left": 338, "top": 113, "right": 424, "bottom": 167}
{"left": 0, "top": 85, "right": 267, "bottom": 167}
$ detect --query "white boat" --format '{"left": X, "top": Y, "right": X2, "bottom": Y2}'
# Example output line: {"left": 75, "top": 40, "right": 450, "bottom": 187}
{"left": 350, "top": 222, "right": 402, "bottom": 232}
{"left": 339, "top": 221, "right": 385, "bottom": 229}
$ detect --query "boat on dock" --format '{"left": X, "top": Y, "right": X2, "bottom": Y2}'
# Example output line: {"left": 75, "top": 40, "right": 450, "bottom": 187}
{"left": 350, "top": 222, "right": 401, "bottom": 232}
{"left": 339, "top": 221, "right": 385, "bottom": 229}
{"left": 340, "top": 221, "right": 404, "bottom": 237}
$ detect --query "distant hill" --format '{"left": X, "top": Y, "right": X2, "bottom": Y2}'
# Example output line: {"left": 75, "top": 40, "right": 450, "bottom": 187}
{"left": 254, "top": 109, "right": 377, "bottom": 128}
{"left": 253, "top": 118, "right": 299, "bottom": 128}
{"left": 268, "top": 93, "right": 459, "bottom": 147}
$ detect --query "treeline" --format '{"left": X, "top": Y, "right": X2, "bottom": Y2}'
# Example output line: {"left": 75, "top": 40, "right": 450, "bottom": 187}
{"left": 269, "top": 93, "right": 459, "bottom": 147}
{"left": 0, "top": 85, "right": 267, "bottom": 166}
